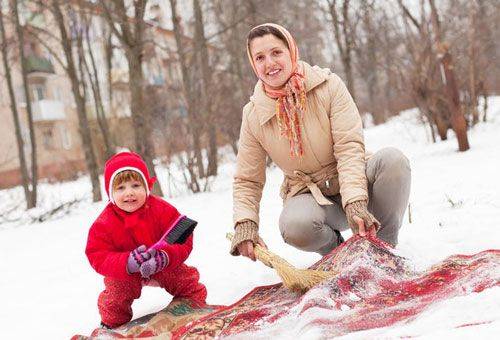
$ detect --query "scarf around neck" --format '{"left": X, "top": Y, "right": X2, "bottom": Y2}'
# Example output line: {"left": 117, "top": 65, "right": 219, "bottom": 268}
{"left": 247, "top": 23, "right": 306, "bottom": 157}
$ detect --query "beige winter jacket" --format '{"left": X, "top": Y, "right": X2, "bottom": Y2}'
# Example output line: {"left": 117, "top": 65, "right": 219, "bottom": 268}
{"left": 233, "top": 61, "right": 368, "bottom": 227}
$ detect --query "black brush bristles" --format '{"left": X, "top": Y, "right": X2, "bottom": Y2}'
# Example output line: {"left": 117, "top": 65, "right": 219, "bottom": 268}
{"left": 166, "top": 216, "right": 198, "bottom": 244}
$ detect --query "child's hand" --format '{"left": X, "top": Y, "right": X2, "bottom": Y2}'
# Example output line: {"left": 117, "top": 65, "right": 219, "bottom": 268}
{"left": 139, "top": 249, "right": 169, "bottom": 278}
{"left": 127, "top": 245, "right": 152, "bottom": 274}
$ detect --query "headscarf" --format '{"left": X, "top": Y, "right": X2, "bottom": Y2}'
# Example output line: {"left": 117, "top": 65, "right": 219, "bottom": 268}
{"left": 247, "top": 23, "right": 306, "bottom": 157}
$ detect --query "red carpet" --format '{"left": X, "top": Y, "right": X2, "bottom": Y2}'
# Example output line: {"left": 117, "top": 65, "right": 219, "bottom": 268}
{"left": 74, "top": 235, "right": 500, "bottom": 339}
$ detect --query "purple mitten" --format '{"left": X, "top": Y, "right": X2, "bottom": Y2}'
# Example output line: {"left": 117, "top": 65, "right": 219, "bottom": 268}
{"left": 126, "top": 245, "right": 151, "bottom": 274}
{"left": 139, "top": 250, "right": 169, "bottom": 278}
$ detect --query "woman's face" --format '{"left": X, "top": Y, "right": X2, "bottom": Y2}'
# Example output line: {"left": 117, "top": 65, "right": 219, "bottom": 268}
{"left": 249, "top": 34, "right": 293, "bottom": 89}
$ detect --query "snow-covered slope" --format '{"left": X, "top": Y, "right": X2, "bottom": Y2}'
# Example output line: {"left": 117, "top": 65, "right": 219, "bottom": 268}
{"left": 1, "top": 98, "right": 499, "bottom": 339}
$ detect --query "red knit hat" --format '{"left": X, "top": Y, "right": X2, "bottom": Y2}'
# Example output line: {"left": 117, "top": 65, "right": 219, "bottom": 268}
{"left": 104, "top": 151, "right": 156, "bottom": 203}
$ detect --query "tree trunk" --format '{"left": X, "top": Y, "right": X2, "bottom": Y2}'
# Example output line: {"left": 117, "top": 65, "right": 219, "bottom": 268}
{"left": 414, "top": 93, "right": 439, "bottom": 142}
{"left": 193, "top": 0, "right": 217, "bottom": 177}
{"left": 169, "top": 0, "right": 205, "bottom": 186}
{"left": 0, "top": 6, "right": 35, "bottom": 209}
{"left": 342, "top": 53, "right": 356, "bottom": 102}
{"left": 429, "top": 0, "right": 469, "bottom": 151}
{"left": 52, "top": 0, "right": 102, "bottom": 201}
{"left": 341, "top": 0, "right": 355, "bottom": 100}
{"left": 359, "top": 0, "right": 383, "bottom": 124}
{"left": 104, "top": 29, "right": 114, "bottom": 114}
{"left": 481, "top": 81, "right": 488, "bottom": 122}
{"left": 245, "top": 0, "right": 258, "bottom": 27}
{"left": 99, "top": 0, "right": 163, "bottom": 196}
{"left": 82, "top": 17, "right": 114, "bottom": 160}
{"left": 127, "top": 53, "right": 163, "bottom": 196}
{"left": 13, "top": 0, "right": 38, "bottom": 208}
{"left": 467, "top": 2, "right": 479, "bottom": 126}
{"left": 434, "top": 113, "right": 449, "bottom": 141}
{"left": 477, "top": 0, "right": 494, "bottom": 122}
{"left": 328, "top": 0, "right": 356, "bottom": 101}
{"left": 382, "top": 12, "right": 395, "bottom": 119}
{"left": 126, "top": 13, "right": 158, "bottom": 196}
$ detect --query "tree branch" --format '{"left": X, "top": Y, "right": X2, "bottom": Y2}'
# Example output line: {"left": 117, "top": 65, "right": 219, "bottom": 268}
{"left": 397, "top": 0, "right": 421, "bottom": 32}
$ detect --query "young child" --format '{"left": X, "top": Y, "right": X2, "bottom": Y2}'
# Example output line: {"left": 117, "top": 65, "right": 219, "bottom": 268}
{"left": 85, "top": 151, "right": 207, "bottom": 329}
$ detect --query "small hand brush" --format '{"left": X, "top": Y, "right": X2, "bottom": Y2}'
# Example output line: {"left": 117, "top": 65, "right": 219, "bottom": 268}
{"left": 150, "top": 215, "right": 198, "bottom": 250}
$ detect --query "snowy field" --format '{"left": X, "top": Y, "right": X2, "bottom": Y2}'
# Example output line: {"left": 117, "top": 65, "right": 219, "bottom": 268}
{"left": 1, "top": 98, "right": 499, "bottom": 339}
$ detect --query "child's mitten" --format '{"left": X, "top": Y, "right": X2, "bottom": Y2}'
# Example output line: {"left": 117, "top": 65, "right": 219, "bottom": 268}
{"left": 126, "top": 245, "right": 151, "bottom": 274}
{"left": 139, "top": 250, "right": 169, "bottom": 278}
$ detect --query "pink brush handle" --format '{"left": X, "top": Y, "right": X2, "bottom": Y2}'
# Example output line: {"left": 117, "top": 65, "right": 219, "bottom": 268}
{"left": 149, "top": 214, "right": 185, "bottom": 251}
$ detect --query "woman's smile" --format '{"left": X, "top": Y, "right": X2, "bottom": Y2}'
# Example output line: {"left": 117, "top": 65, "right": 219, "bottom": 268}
{"left": 267, "top": 68, "right": 281, "bottom": 76}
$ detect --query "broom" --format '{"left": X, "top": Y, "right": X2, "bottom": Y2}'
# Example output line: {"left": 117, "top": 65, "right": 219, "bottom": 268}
{"left": 226, "top": 233, "right": 335, "bottom": 292}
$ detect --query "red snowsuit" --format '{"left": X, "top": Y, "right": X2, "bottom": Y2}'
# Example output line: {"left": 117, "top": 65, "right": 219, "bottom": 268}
{"left": 86, "top": 195, "right": 207, "bottom": 327}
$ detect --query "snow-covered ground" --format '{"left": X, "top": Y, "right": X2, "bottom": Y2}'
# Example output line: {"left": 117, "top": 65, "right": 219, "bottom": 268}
{"left": 1, "top": 98, "right": 499, "bottom": 339}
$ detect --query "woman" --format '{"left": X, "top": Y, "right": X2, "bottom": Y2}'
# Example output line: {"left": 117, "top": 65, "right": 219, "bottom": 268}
{"left": 230, "top": 23, "right": 411, "bottom": 261}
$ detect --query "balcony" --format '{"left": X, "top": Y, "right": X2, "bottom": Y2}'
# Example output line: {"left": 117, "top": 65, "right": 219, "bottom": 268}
{"left": 32, "top": 100, "right": 65, "bottom": 121}
{"left": 26, "top": 55, "right": 55, "bottom": 74}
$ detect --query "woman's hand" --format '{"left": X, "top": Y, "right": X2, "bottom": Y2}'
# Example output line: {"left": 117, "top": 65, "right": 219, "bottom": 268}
{"left": 345, "top": 200, "right": 379, "bottom": 237}
{"left": 237, "top": 237, "right": 267, "bottom": 261}
{"left": 351, "top": 215, "right": 378, "bottom": 237}
{"left": 230, "top": 220, "right": 260, "bottom": 257}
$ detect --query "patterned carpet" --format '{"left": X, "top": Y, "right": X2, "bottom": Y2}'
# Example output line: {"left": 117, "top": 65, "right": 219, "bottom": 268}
{"left": 73, "top": 235, "right": 500, "bottom": 339}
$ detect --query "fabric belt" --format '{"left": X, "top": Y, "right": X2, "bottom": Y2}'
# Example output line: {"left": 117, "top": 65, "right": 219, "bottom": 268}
{"left": 283, "top": 163, "right": 339, "bottom": 206}
{"left": 291, "top": 170, "right": 332, "bottom": 205}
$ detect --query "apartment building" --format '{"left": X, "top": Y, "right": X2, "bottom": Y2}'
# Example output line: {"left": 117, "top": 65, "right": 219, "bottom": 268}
{"left": 0, "top": 1, "right": 185, "bottom": 189}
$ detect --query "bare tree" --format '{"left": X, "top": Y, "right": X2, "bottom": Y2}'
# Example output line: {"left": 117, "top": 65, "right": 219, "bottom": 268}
{"left": 353, "top": 0, "right": 385, "bottom": 124}
{"left": 79, "top": 10, "right": 114, "bottom": 160}
{"left": 99, "top": 0, "right": 163, "bottom": 196}
{"left": 193, "top": 0, "right": 217, "bottom": 176}
{"left": 476, "top": 0, "right": 497, "bottom": 121}
{"left": 0, "top": 2, "right": 37, "bottom": 208}
{"left": 428, "top": 0, "right": 469, "bottom": 151}
{"left": 209, "top": 0, "right": 255, "bottom": 154}
{"left": 12, "top": 0, "right": 39, "bottom": 207}
{"left": 379, "top": 9, "right": 399, "bottom": 119}
{"left": 103, "top": 25, "right": 114, "bottom": 116}
{"left": 50, "top": 0, "right": 102, "bottom": 200}
{"left": 324, "top": 0, "right": 357, "bottom": 100}
{"left": 395, "top": 0, "right": 471, "bottom": 149}
{"left": 461, "top": 0, "right": 495, "bottom": 124}
{"left": 466, "top": 1, "right": 480, "bottom": 125}
{"left": 169, "top": 0, "right": 205, "bottom": 192}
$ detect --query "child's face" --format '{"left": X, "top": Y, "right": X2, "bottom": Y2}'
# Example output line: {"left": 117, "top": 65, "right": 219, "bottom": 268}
{"left": 113, "top": 179, "right": 147, "bottom": 213}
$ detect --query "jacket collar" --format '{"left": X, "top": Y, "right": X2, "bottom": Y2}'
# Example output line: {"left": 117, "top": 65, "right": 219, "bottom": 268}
{"left": 251, "top": 61, "right": 328, "bottom": 126}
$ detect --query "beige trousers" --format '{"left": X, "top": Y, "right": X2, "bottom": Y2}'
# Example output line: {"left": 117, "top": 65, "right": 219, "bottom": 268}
{"left": 279, "top": 147, "right": 411, "bottom": 255}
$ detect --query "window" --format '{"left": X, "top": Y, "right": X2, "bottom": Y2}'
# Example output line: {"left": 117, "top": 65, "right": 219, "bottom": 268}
{"left": 31, "top": 84, "right": 46, "bottom": 101}
{"left": 53, "top": 86, "right": 61, "bottom": 101}
{"left": 59, "top": 125, "right": 71, "bottom": 150}
{"left": 42, "top": 128, "right": 54, "bottom": 149}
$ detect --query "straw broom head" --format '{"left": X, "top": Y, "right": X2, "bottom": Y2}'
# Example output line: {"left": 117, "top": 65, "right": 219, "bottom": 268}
{"left": 226, "top": 233, "right": 334, "bottom": 292}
